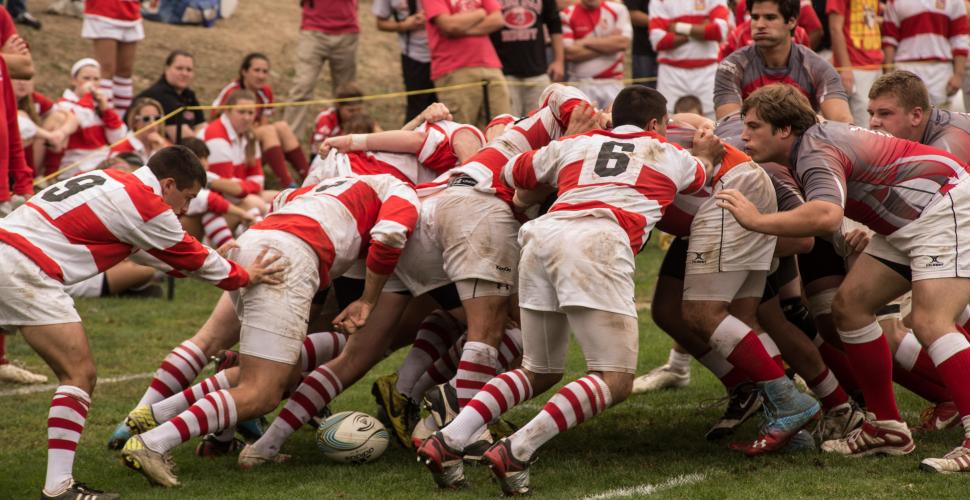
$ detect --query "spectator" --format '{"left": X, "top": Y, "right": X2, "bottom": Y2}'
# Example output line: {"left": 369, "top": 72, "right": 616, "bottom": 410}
{"left": 719, "top": 10, "right": 811, "bottom": 59}
{"left": 422, "top": 0, "right": 511, "bottom": 129}
{"left": 827, "top": 0, "right": 882, "bottom": 126}
{"left": 674, "top": 94, "right": 704, "bottom": 115}
{"left": 48, "top": 58, "right": 128, "bottom": 179}
{"left": 0, "top": 58, "right": 29, "bottom": 217}
{"left": 492, "top": 0, "right": 565, "bottom": 116}
{"left": 13, "top": 78, "right": 56, "bottom": 171}
{"left": 883, "top": 0, "right": 969, "bottom": 109}
{"left": 649, "top": 0, "right": 730, "bottom": 118}
{"left": 562, "top": 0, "right": 631, "bottom": 109}
{"left": 735, "top": 0, "right": 822, "bottom": 48}
{"left": 0, "top": 6, "right": 33, "bottom": 79}
{"left": 82, "top": 0, "right": 144, "bottom": 114}
{"left": 283, "top": 0, "right": 360, "bottom": 137}
{"left": 132, "top": 50, "right": 206, "bottom": 141}
{"left": 714, "top": 0, "right": 851, "bottom": 122}
{"left": 625, "top": 0, "right": 659, "bottom": 88}
{"left": 374, "top": 0, "right": 438, "bottom": 123}
{"left": 5, "top": 0, "right": 40, "bottom": 30}
{"left": 310, "top": 82, "right": 376, "bottom": 155}
{"left": 213, "top": 53, "right": 309, "bottom": 188}
{"left": 110, "top": 97, "right": 171, "bottom": 162}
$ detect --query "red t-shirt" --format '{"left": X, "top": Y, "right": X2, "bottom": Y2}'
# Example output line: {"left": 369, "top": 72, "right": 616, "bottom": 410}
{"left": 0, "top": 57, "right": 31, "bottom": 200}
{"left": 422, "top": 0, "right": 503, "bottom": 81}
{"left": 0, "top": 8, "right": 16, "bottom": 44}
{"left": 826, "top": 0, "right": 883, "bottom": 68}
{"left": 301, "top": 0, "right": 359, "bottom": 34}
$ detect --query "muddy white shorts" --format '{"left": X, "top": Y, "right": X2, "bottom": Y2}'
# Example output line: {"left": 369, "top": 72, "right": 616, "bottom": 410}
{"left": 64, "top": 273, "right": 106, "bottom": 298}
{"left": 81, "top": 15, "right": 145, "bottom": 42}
{"left": 686, "top": 162, "right": 777, "bottom": 276}
{"left": 0, "top": 244, "right": 81, "bottom": 331}
{"left": 518, "top": 213, "right": 637, "bottom": 318}
{"left": 863, "top": 180, "right": 970, "bottom": 281}
{"left": 231, "top": 229, "right": 320, "bottom": 365}
{"left": 397, "top": 187, "right": 519, "bottom": 297}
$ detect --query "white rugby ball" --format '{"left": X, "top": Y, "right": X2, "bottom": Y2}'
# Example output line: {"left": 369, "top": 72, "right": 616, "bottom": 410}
{"left": 316, "top": 411, "right": 389, "bottom": 464}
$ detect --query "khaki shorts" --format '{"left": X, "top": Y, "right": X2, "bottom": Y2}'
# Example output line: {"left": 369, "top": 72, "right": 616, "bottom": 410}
{"left": 231, "top": 230, "right": 320, "bottom": 365}
{"left": 686, "top": 163, "right": 777, "bottom": 275}
{"left": 864, "top": 180, "right": 970, "bottom": 281}
{"left": 518, "top": 214, "right": 637, "bottom": 317}
{"left": 397, "top": 188, "right": 519, "bottom": 297}
{"left": 0, "top": 244, "right": 81, "bottom": 331}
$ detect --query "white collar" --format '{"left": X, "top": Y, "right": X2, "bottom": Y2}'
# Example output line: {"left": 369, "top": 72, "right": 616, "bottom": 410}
{"left": 133, "top": 166, "right": 162, "bottom": 196}
{"left": 612, "top": 124, "right": 646, "bottom": 134}
{"left": 219, "top": 112, "right": 240, "bottom": 142}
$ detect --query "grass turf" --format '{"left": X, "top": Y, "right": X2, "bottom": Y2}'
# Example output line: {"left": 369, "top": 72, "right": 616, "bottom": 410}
{"left": 1, "top": 246, "right": 968, "bottom": 499}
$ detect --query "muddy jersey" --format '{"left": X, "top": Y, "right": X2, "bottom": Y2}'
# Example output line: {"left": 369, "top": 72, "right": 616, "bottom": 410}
{"left": 792, "top": 121, "right": 970, "bottom": 234}
{"left": 920, "top": 107, "right": 970, "bottom": 160}
{"left": 714, "top": 44, "right": 847, "bottom": 111}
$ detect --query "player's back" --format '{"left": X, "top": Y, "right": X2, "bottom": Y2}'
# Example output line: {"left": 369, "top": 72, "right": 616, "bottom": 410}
{"left": 921, "top": 108, "right": 970, "bottom": 160}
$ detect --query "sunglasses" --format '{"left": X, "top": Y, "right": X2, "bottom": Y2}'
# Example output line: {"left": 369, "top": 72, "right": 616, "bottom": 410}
{"left": 137, "top": 115, "right": 162, "bottom": 124}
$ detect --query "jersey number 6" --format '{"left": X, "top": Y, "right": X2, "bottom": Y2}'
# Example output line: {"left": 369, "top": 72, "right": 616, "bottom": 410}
{"left": 41, "top": 174, "right": 107, "bottom": 203}
{"left": 594, "top": 141, "right": 634, "bottom": 177}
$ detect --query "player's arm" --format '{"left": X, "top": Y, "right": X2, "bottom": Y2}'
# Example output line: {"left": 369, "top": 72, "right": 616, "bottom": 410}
{"left": 432, "top": 8, "right": 487, "bottom": 37}
{"left": 1, "top": 34, "right": 33, "bottom": 79}
{"left": 881, "top": 6, "right": 899, "bottom": 73}
{"left": 581, "top": 34, "right": 631, "bottom": 54}
{"left": 465, "top": 9, "right": 504, "bottom": 36}
{"left": 668, "top": 4, "right": 728, "bottom": 42}
{"left": 713, "top": 58, "right": 743, "bottom": 120}
{"left": 716, "top": 193, "right": 844, "bottom": 236}
{"left": 775, "top": 236, "right": 815, "bottom": 256}
{"left": 819, "top": 98, "right": 854, "bottom": 124}
{"left": 649, "top": 4, "right": 688, "bottom": 51}
{"left": 828, "top": 11, "right": 855, "bottom": 92}
{"left": 564, "top": 42, "right": 603, "bottom": 62}
{"left": 322, "top": 130, "right": 427, "bottom": 156}
{"left": 402, "top": 102, "right": 452, "bottom": 131}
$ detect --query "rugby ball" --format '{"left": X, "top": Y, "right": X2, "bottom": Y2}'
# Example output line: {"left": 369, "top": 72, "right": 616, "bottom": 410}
{"left": 316, "top": 411, "right": 389, "bottom": 464}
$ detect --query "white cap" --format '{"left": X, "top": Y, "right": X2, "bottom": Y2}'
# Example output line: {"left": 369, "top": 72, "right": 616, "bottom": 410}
{"left": 71, "top": 58, "right": 100, "bottom": 78}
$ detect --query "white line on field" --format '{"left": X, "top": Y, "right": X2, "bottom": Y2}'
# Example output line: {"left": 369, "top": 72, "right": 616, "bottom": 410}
{"left": 0, "top": 372, "right": 153, "bottom": 397}
{"left": 584, "top": 472, "right": 708, "bottom": 500}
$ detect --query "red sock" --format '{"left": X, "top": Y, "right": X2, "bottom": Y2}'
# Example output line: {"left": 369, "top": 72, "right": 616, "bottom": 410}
{"left": 912, "top": 349, "right": 946, "bottom": 387}
{"left": 262, "top": 145, "right": 293, "bottom": 186}
{"left": 818, "top": 341, "right": 860, "bottom": 393}
{"left": 720, "top": 368, "right": 749, "bottom": 390}
{"left": 840, "top": 322, "right": 901, "bottom": 421}
{"left": 284, "top": 147, "right": 310, "bottom": 178}
{"left": 893, "top": 362, "right": 951, "bottom": 403}
{"left": 927, "top": 333, "right": 970, "bottom": 419}
{"left": 0, "top": 335, "right": 7, "bottom": 364}
{"left": 808, "top": 368, "right": 849, "bottom": 410}
{"left": 720, "top": 332, "right": 785, "bottom": 382}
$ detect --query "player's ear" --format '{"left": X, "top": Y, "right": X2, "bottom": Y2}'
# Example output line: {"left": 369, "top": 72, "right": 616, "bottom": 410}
{"left": 910, "top": 107, "right": 924, "bottom": 127}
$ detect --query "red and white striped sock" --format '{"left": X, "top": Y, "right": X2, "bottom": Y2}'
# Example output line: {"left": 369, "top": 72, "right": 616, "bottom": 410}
{"left": 816, "top": 337, "right": 861, "bottom": 393}
{"left": 709, "top": 315, "right": 785, "bottom": 382}
{"left": 453, "top": 341, "right": 498, "bottom": 408}
{"left": 808, "top": 367, "right": 849, "bottom": 410}
{"left": 927, "top": 333, "right": 970, "bottom": 429}
{"left": 138, "top": 340, "right": 207, "bottom": 407}
{"left": 44, "top": 386, "right": 90, "bottom": 494}
{"left": 758, "top": 332, "right": 785, "bottom": 371}
{"left": 395, "top": 311, "right": 463, "bottom": 396}
{"left": 441, "top": 369, "right": 532, "bottom": 450}
{"left": 896, "top": 331, "right": 947, "bottom": 386}
{"left": 300, "top": 331, "right": 347, "bottom": 374}
{"left": 251, "top": 366, "right": 342, "bottom": 457}
{"left": 409, "top": 338, "right": 463, "bottom": 401}
{"left": 202, "top": 213, "right": 235, "bottom": 249}
{"left": 497, "top": 327, "right": 523, "bottom": 371}
{"left": 508, "top": 373, "right": 612, "bottom": 461}
{"left": 151, "top": 371, "right": 231, "bottom": 423}
{"left": 697, "top": 349, "right": 747, "bottom": 390}
{"left": 112, "top": 76, "right": 133, "bottom": 113}
{"left": 141, "top": 390, "right": 238, "bottom": 454}
{"left": 839, "top": 322, "right": 901, "bottom": 421}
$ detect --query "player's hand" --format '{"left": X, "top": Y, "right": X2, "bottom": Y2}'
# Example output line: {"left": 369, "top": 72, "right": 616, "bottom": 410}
{"left": 333, "top": 299, "right": 374, "bottom": 334}
{"left": 215, "top": 240, "right": 239, "bottom": 258}
{"left": 1, "top": 34, "right": 28, "bottom": 55}
{"left": 844, "top": 228, "right": 871, "bottom": 254}
{"left": 47, "top": 130, "right": 69, "bottom": 152}
{"left": 691, "top": 128, "right": 725, "bottom": 165}
{"left": 420, "top": 102, "right": 452, "bottom": 124}
{"left": 947, "top": 72, "right": 963, "bottom": 96}
{"left": 715, "top": 189, "right": 764, "bottom": 231}
{"left": 839, "top": 70, "right": 855, "bottom": 94}
{"left": 564, "top": 102, "right": 599, "bottom": 136}
{"left": 548, "top": 60, "right": 565, "bottom": 82}
{"left": 320, "top": 135, "right": 353, "bottom": 156}
{"left": 245, "top": 248, "right": 286, "bottom": 286}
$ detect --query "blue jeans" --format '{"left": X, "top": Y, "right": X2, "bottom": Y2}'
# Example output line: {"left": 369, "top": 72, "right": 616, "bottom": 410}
{"left": 5, "top": 0, "right": 26, "bottom": 18}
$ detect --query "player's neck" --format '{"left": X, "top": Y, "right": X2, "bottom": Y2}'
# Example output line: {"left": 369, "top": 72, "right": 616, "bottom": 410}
{"left": 758, "top": 39, "right": 792, "bottom": 69}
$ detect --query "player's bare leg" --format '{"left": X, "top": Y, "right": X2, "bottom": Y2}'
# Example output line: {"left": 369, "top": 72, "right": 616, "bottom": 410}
{"left": 633, "top": 272, "right": 701, "bottom": 394}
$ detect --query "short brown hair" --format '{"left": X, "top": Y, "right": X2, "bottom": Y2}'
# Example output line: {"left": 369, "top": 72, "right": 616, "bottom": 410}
{"left": 741, "top": 84, "right": 817, "bottom": 136}
{"left": 148, "top": 145, "right": 208, "bottom": 190}
{"left": 868, "top": 71, "right": 930, "bottom": 113}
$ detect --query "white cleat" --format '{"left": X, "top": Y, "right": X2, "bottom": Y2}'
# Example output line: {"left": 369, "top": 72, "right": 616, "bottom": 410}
{"left": 920, "top": 441, "right": 970, "bottom": 474}
{"left": 820, "top": 414, "right": 914, "bottom": 457}
{"left": 0, "top": 362, "right": 48, "bottom": 384}
{"left": 238, "top": 443, "right": 290, "bottom": 470}
{"left": 815, "top": 402, "right": 866, "bottom": 442}
{"left": 632, "top": 364, "right": 690, "bottom": 394}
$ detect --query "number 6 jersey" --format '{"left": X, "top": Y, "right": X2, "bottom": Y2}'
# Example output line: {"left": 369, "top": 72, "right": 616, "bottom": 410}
{"left": 504, "top": 124, "right": 707, "bottom": 252}
{"left": 0, "top": 167, "right": 250, "bottom": 289}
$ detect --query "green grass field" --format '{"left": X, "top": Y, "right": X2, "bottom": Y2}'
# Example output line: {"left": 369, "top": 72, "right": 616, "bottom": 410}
{"left": 2, "top": 246, "right": 968, "bottom": 499}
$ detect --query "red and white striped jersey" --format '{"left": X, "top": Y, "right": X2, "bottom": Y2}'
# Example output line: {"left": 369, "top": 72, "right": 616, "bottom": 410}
{"left": 84, "top": 0, "right": 141, "bottom": 24}
{"left": 109, "top": 134, "right": 148, "bottom": 163}
{"left": 649, "top": 0, "right": 730, "bottom": 68}
{"left": 504, "top": 125, "right": 707, "bottom": 252}
{"left": 210, "top": 80, "right": 274, "bottom": 121}
{"left": 54, "top": 89, "right": 128, "bottom": 175}
{"left": 655, "top": 122, "right": 710, "bottom": 236}
{"left": 258, "top": 174, "right": 420, "bottom": 285}
{"left": 311, "top": 107, "right": 341, "bottom": 153}
{"left": 882, "top": 0, "right": 970, "bottom": 62}
{"left": 0, "top": 167, "right": 249, "bottom": 288}
{"left": 561, "top": 1, "right": 632, "bottom": 79}
{"left": 418, "top": 84, "right": 593, "bottom": 205}
{"left": 184, "top": 188, "right": 231, "bottom": 217}
{"left": 200, "top": 113, "right": 264, "bottom": 197}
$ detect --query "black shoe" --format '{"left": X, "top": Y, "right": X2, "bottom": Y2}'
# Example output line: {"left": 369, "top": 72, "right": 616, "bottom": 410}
{"left": 42, "top": 481, "right": 119, "bottom": 499}
{"left": 423, "top": 383, "right": 459, "bottom": 429}
{"left": 119, "top": 284, "right": 163, "bottom": 298}
{"left": 705, "top": 382, "right": 763, "bottom": 441}
{"left": 15, "top": 12, "right": 42, "bottom": 30}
